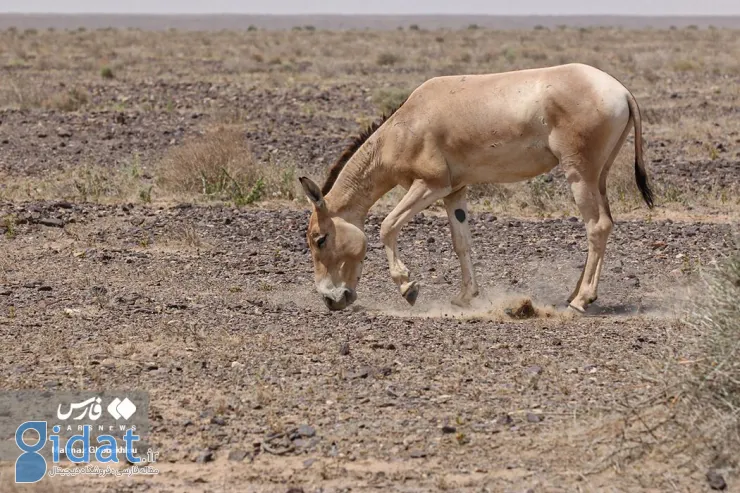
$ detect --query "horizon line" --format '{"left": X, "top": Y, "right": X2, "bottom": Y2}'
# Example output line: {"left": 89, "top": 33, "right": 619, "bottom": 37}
{"left": 2, "top": 12, "right": 739, "bottom": 17}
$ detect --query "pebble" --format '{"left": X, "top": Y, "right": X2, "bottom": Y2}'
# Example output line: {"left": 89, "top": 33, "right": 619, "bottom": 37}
{"left": 38, "top": 218, "right": 65, "bottom": 228}
{"left": 339, "top": 342, "right": 350, "bottom": 355}
{"left": 227, "top": 449, "right": 248, "bottom": 462}
{"left": 297, "top": 424, "right": 316, "bottom": 438}
{"left": 706, "top": 471, "right": 727, "bottom": 490}
{"left": 195, "top": 450, "right": 214, "bottom": 464}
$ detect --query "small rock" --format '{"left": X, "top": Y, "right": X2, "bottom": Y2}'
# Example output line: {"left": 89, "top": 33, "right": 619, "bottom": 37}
{"left": 409, "top": 449, "right": 427, "bottom": 458}
{"left": 526, "top": 413, "right": 542, "bottom": 423}
{"left": 38, "top": 218, "right": 65, "bottom": 228}
{"left": 496, "top": 414, "right": 513, "bottom": 426}
{"left": 195, "top": 450, "right": 214, "bottom": 464}
{"left": 526, "top": 365, "right": 543, "bottom": 375}
{"left": 339, "top": 342, "right": 350, "bottom": 356}
{"left": 0, "top": 290, "right": 11, "bottom": 296}
{"left": 706, "top": 471, "right": 727, "bottom": 490}
{"left": 38, "top": 285, "right": 52, "bottom": 292}
{"left": 57, "top": 128, "right": 72, "bottom": 138}
{"left": 441, "top": 425, "right": 456, "bottom": 434}
{"left": 90, "top": 286, "right": 107, "bottom": 296}
{"left": 347, "top": 367, "right": 370, "bottom": 379}
{"left": 210, "top": 416, "right": 226, "bottom": 426}
{"left": 297, "top": 425, "right": 316, "bottom": 438}
{"left": 227, "top": 449, "right": 248, "bottom": 462}
{"left": 131, "top": 217, "right": 145, "bottom": 226}
{"left": 286, "top": 488, "right": 305, "bottom": 493}
{"left": 303, "top": 458, "right": 316, "bottom": 468}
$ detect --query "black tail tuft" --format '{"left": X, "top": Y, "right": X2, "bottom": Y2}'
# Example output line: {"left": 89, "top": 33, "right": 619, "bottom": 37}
{"left": 635, "top": 157, "right": 654, "bottom": 208}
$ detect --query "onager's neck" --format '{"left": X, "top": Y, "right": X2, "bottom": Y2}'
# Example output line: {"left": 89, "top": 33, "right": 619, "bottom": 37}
{"left": 324, "top": 142, "right": 393, "bottom": 226}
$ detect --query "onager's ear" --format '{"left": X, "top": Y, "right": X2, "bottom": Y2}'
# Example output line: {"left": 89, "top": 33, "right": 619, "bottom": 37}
{"left": 299, "top": 176, "right": 326, "bottom": 211}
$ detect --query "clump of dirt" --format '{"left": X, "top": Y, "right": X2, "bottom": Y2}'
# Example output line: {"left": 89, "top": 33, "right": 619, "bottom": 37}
{"left": 505, "top": 297, "right": 538, "bottom": 319}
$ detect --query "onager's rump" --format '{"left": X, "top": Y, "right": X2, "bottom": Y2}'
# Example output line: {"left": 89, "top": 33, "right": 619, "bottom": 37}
{"left": 300, "top": 63, "right": 654, "bottom": 313}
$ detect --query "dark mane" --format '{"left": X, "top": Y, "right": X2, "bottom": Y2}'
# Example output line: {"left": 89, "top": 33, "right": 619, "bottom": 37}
{"left": 321, "top": 98, "right": 407, "bottom": 195}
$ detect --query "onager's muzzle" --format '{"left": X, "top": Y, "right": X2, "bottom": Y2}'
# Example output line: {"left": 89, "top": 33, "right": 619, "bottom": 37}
{"left": 322, "top": 287, "right": 357, "bottom": 311}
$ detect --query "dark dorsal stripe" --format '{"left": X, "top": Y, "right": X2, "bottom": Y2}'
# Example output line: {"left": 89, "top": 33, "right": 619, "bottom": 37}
{"left": 321, "top": 97, "right": 407, "bottom": 196}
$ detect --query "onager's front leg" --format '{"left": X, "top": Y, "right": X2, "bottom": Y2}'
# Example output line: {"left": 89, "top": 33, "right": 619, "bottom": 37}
{"left": 380, "top": 179, "right": 451, "bottom": 305}
{"left": 443, "top": 186, "right": 479, "bottom": 307}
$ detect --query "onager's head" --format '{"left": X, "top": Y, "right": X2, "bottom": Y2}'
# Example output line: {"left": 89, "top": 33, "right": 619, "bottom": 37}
{"left": 299, "top": 176, "right": 367, "bottom": 311}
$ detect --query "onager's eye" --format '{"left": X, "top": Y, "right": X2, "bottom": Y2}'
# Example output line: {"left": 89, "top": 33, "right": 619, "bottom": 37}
{"left": 316, "top": 235, "right": 327, "bottom": 248}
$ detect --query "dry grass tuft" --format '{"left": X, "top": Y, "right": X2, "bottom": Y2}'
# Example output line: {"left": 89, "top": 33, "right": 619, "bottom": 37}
{"left": 156, "top": 125, "right": 298, "bottom": 206}
{"left": 585, "top": 242, "right": 740, "bottom": 485}
{"left": 372, "top": 87, "right": 411, "bottom": 115}
{"left": 0, "top": 76, "right": 89, "bottom": 111}
{"left": 680, "top": 246, "right": 740, "bottom": 449}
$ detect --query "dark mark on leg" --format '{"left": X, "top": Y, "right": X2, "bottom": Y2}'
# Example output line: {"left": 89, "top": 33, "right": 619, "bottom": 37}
{"left": 455, "top": 209, "right": 466, "bottom": 223}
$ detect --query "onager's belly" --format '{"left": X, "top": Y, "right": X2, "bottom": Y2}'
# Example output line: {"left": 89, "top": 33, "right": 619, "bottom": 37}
{"left": 450, "top": 138, "right": 559, "bottom": 186}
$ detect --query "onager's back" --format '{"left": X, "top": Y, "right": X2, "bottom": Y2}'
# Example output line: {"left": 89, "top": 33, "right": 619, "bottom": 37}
{"left": 299, "top": 63, "right": 653, "bottom": 313}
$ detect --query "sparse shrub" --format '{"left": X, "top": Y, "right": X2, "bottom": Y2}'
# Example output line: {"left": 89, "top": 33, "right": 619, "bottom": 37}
{"left": 0, "top": 76, "right": 45, "bottom": 109}
{"left": 46, "top": 86, "right": 89, "bottom": 112}
{"left": 685, "top": 250, "right": 740, "bottom": 415}
{"left": 376, "top": 52, "right": 402, "bottom": 66}
{"left": 502, "top": 47, "right": 517, "bottom": 63}
{"left": 372, "top": 87, "right": 411, "bottom": 115}
{"left": 100, "top": 66, "right": 114, "bottom": 79}
{"left": 673, "top": 60, "right": 697, "bottom": 72}
{"left": 304, "top": 25, "right": 316, "bottom": 31}
{"left": 247, "top": 25, "right": 258, "bottom": 31}
{"left": 156, "top": 126, "right": 297, "bottom": 205}
{"left": 139, "top": 185, "right": 152, "bottom": 203}
{"left": 3, "top": 215, "right": 17, "bottom": 239}
{"left": 467, "top": 24, "right": 480, "bottom": 30}
{"left": 409, "top": 24, "right": 420, "bottom": 31}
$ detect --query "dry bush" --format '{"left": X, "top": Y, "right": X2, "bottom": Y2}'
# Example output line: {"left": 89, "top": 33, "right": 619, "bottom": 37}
{"left": 0, "top": 74, "right": 89, "bottom": 112}
{"left": 372, "top": 87, "right": 411, "bottom": 115}
{"left": 589, "top": 243, "right": 740, "bottom": 485}
{"left": 156, "top": 126, "right": 297, "bottom": 205}
{"left": 0, "top": 163, "right": 147, "bottom": 203}
{"left": 681, "top": 247, "right": 740, "bottom": 441}
{"left": 376, "top": 52, "right": 402, "bottom": 66}
{"left": 45, "top": 86, "right": 89, "bottom": 112}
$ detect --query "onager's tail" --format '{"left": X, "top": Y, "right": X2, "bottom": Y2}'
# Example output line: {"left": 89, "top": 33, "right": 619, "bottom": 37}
{"left": 626, "top": 90, "right": 654, "bottom": 208}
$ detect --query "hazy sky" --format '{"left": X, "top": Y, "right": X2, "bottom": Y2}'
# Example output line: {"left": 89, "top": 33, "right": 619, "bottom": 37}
{"left": 2, "top": 1, "right": 738, "bottom": 16}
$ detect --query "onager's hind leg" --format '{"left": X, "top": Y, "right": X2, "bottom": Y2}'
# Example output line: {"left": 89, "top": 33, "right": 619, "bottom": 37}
{"left": 566, "top": 168, "right": 614, "bottom": 313}
{"left": 443, "top": 186, "right": 479, "bottom": 307}
{"left": 380, "top": 179, "right": 452, "bottom": 305}
{"left": 566, "top": 119, "right": 630, "bottom": 306}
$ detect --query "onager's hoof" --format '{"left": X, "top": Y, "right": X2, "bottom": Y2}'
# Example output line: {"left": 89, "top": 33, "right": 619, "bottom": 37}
{"left": 567, "top": 302, "right": 586, "bottom": 315}
{"left": 451, "top": 294, "right": 473, "bottom": 308}
{"left": 401, "top": 281, "right": 419, "bottom": 306}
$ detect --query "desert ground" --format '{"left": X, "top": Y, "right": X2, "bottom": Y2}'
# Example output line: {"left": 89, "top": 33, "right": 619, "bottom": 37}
{"left": 0, "top": 17, "right": 739, "bottom": 492}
